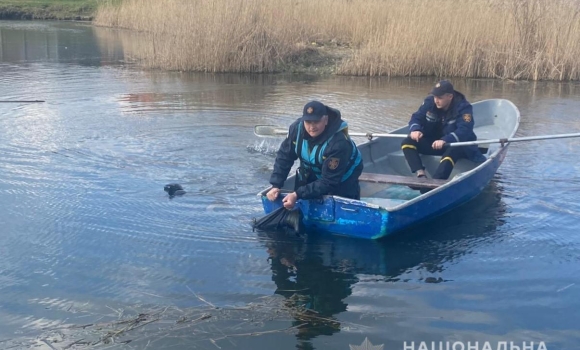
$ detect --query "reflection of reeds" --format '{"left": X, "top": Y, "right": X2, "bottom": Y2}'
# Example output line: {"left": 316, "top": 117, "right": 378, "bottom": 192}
{"left": 94, "top": 0, "right": 580, "bottom": 80}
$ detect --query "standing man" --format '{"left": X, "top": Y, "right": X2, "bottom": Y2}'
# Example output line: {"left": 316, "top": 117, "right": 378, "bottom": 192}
{"left": 267, "top": 101, "right": 363, "bottom": 209}
{"left": 401, "top": 80, "right": 486, "bottom": 181}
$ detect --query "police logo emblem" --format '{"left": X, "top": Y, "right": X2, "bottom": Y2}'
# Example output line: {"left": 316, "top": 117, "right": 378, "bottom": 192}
{"left": 328, "top": 157, "right": 340, "bottom": 170}
{"left": 435, "top": 83, "right": 441, "bottom": 88}
{"left": 463, "top": 114, "right": 472, "bottom": 123}
{"left": 307, "top": 107, "right": 314, "bottom": 114}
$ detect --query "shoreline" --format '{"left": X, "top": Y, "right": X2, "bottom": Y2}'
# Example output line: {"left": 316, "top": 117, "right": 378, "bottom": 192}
{"left": 0, "top": 12, "right": 92, "bottom": 21}
{"left": 0, "top": 0, "right": 96, "bottom": 21}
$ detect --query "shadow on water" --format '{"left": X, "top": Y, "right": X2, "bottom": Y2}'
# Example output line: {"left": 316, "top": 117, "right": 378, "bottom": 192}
{"left": 257, "top": 181, "right": 507, "bottom": 348}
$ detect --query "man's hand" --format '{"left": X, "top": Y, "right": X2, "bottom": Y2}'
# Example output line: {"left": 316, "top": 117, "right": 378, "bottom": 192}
{"left": 282, "top": 192, "right": 298, "bottom": 209}
{"left": 410, "top": 131, "right": 423, "bottom": 142}
{"left": 432, "top": 140, "right": 446, "bottom": 150}
{"left": 266, "top": 187, "right": 280, "bottom": 201}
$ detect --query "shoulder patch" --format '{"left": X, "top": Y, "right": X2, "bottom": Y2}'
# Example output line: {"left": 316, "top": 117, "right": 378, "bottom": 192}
{"left": 328, "top": 157, "right": 340, "bottom": 170}
{"left": 463, "top": 114, "right": 472, "bottom": 123}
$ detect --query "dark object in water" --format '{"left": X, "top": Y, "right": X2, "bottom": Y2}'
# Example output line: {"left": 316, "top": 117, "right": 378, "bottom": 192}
{"left": 252, "top": 207, "right": 305, "bottom": 236}
{"left": 164, "top": 183, "right": 186, "bottom": 196}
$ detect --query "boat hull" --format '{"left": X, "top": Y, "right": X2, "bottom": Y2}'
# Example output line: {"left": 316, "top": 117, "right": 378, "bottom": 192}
{"left": 260, "top": 145, "right": 506, "bottom": 239}
{"left": 258, "top": 99, "right": 519, "bottom": 239}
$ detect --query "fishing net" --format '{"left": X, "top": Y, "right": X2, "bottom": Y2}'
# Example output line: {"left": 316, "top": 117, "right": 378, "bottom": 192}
{"left": 252, "top": 207, "right": 305, "bottom": 236}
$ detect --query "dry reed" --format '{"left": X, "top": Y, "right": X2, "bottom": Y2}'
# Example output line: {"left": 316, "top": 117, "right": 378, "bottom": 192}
{"left": 94, "top": 0, "right": 580, "bottom": 80}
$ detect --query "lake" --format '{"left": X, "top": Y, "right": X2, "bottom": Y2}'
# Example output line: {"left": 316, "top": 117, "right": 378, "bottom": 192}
{"left": 0, "top": 20, "right": 579, "bottom": 350}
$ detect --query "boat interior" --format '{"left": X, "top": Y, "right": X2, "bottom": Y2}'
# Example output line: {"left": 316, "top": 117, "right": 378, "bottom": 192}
{"left": 356, "top": 100, "right": 520, "bottom": 207}
{"left": 267, "top": 99, "right": 519, "bottom": 210}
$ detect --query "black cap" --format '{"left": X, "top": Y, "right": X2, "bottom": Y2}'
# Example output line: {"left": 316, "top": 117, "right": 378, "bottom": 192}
{"left": 430, "top": 80, "right": 454, "bottom": 96}
{"left": 302, "top": 101, "right": 327, "bottom": 121}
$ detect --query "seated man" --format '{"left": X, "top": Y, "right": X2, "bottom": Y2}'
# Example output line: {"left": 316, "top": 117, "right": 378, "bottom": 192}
{"left": 401, "top": 80, "right": 486, "bottom": 181}
{"left": 266, "top": 100, "right": 364, "bottom": 209}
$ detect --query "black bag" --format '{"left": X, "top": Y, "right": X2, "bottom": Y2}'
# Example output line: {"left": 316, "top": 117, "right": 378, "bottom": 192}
{"left": 252, "top": 207, "right": 305, "bottom": 236}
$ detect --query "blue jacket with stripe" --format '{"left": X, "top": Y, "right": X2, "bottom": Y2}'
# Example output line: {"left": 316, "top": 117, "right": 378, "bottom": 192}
{"left": 269, "top": 107, "right": 363, "bottom": 200}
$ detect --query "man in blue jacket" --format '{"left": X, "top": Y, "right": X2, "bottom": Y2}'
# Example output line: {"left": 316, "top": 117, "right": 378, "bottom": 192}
{"left": 401, "top": 80, "right": 486, "bottom": 181}
{"left": 267, "top": 101, "right": 363, "bottom": 209}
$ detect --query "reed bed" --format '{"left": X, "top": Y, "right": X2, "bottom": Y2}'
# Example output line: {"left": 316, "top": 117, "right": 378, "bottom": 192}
{"left": 95, "top": 0, "right": 580, "bottom": 80}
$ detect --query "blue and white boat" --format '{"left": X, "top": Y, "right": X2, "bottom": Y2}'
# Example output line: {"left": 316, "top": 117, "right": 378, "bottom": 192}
{"left": 257, "top": 99, "right": 520, "bottom": 239}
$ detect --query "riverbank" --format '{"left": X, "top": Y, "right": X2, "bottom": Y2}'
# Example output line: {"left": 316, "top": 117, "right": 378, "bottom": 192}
{"left": 0, "top": 0, "right": 97, "bottom": 20}
{"left": 94, "top": 0, "right": 580, "bottom": 81}
{"left": 3, "top": 0, "right": 580, "bottom": 80}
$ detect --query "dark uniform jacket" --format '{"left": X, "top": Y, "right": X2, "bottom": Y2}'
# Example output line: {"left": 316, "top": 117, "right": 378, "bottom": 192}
{"left": 269, "top": 107, "right": 363, "bottom": 200}
{"left": 408, "top": 91, "right": 486, "bottom": 162}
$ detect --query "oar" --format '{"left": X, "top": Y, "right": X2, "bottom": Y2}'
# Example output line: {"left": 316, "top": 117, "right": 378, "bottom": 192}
{"left": 254, "top": 125, "right": 407, "bottom": 139}
{"left": 0, "top": 100, "right": 45, "bottom": 103}
{"left": 256, "top": 125, "right": 580, "bottom": 146}
{"left": 447, "top": 132, "right": 580, "bottom": 147}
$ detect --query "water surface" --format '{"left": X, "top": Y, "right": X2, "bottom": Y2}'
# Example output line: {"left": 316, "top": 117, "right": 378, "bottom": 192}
{"left": 1, "top": 21, "right": 579, "bottom": 350}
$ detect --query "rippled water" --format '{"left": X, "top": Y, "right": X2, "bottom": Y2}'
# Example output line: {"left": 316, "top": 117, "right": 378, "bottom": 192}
{"left": 1, "top": 21, "right": 580, "bottom": 350}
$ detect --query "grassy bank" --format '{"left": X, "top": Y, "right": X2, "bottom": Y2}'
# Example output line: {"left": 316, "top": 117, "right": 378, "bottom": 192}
{"left": 0, "top": 0, "right": 98, "bottom": 20}
{"left": 94, "top": 0, "right": 580, "bottom": 80}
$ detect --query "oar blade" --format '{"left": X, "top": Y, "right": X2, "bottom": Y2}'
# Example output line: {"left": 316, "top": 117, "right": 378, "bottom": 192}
{"left": 254, "top": 125, "right": 288, "bottom": 137}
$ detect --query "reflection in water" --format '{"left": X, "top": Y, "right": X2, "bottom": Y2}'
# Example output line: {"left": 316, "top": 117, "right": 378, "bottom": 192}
{"left": 266, "top": 236, "right": 356, "bottom": 348}
{"left": 0, "top": 21, "right": 123, "bottom": 65}
{"left": 260, "top": 182, "right": 506, "bottom": 348}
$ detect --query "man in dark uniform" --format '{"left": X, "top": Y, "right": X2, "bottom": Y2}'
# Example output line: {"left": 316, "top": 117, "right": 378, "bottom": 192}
{"left": 266, "top": 100, "right": 363, "bottom": 209}
{"left": 401, "top": 80, "right": 486, "bottom": 181}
